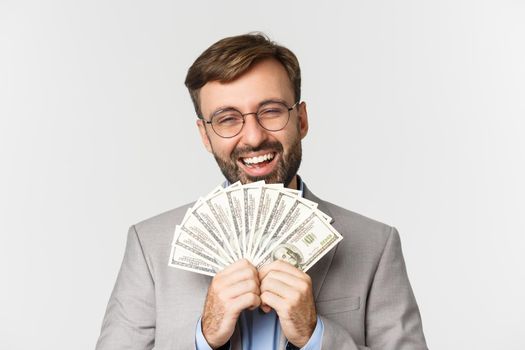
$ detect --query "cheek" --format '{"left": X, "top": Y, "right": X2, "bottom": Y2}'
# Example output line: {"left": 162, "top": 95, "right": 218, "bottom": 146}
{"left": 210, "top": 138, "right": 238, "bottom": 157}
{"left": 279, "top": 131, "right": 299, "bottom": 152}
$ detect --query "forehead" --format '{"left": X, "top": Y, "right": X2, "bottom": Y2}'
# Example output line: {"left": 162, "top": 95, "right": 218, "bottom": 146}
{"left": 199, "top": 58, "right": 295, "bottom": 116}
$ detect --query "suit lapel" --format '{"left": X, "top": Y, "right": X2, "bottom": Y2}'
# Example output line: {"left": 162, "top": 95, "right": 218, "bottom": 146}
{"left": 302, "top": 183, "right": 339, "bottom": 300}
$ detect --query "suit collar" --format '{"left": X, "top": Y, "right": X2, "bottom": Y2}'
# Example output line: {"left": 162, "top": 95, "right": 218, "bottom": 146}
{"left": 301, "top": 181, "right": 339, "bottom": 300}
{"left": 302, "top": 181, "right": 335, "bottom": 225}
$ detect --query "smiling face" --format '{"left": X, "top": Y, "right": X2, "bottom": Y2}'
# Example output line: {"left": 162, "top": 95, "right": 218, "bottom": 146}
{"left": 197, "top": 58, "right": 309, "bottom": 188}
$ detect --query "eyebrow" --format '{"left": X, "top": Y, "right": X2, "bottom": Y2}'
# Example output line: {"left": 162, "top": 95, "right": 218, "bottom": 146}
{"left": 209, "top": 98, "right": 290, "bottom": 118}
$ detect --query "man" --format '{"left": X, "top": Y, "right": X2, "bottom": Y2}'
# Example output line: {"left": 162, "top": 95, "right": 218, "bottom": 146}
{"left": 96, "top": 33, "right": 427, "bottom": 350}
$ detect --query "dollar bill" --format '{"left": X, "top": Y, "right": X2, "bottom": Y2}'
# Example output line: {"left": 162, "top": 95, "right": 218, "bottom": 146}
{"left": 240, "top": 181, "right": 265, "bottom": 259}
{"left": 171, "top": 224, "right": 230, "bottom": 267}
{"left": 169, "top": 181, "right": 343, "bottom": 276}
{"left": 205, "top": 189, "right": 242, "bottom": 260}
{"left": 169, "top": 225, "right": 223, "bottom": 276}
{"left": 180, "top": 205, "right": 235, "bottom": 265}
{"left": 226, "top": 188, "right": 245, "bottom": 258}
{"left": 256, "top": 212, "right": 343, "bottom": 272}
{"left": 252, "top": 197, "right": 318, "bottom": 264}
{"left": 251, "top": 190, "right": 302, "bottom": 261}
{"left": 247, "top": 186, "right": 281, "bottom": 259}
{"left": 169, "top": 244, "right": 220, "bottom": 277}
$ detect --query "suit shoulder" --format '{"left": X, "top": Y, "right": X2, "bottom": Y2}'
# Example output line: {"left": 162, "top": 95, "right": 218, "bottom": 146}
{"left": 323, "top": 200, "right": 396, "bottom": 243}
{"left": 132, "top": 202, "right": 194, "bottom": 244}
{"left": 321, "top": 200, "right": 402, "bottom": 273}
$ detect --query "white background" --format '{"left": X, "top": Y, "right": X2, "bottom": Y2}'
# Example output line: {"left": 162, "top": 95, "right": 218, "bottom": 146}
{"left": 1, "top": 0, "right": 524, "bottom": 349}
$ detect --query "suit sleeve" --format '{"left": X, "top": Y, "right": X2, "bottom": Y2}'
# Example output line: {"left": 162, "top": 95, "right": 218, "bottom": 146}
{"left": 365, "top": 227, "right": 427, "bottom": 349}
{"left": 320, "top": 227, "right": 427, "bottom": 350}
{"left": 96, "top": 226, "right": 156, "bottom": 350}
{"left": 319, "top": 316, "right": 366, "bottom": 350}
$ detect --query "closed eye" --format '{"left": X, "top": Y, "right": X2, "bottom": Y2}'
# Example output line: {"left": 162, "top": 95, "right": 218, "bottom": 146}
{"left": 215, "top": 115, "right": 243, "bottom": 125}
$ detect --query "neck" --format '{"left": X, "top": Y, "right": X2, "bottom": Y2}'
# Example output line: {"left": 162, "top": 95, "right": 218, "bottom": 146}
{"left": 287, "top": 175, "right": 298, "bottom": 190}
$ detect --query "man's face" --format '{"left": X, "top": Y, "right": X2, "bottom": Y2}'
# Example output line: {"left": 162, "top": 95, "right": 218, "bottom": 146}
{"left": 197, "top": 59, "right": 309, "bottom": 187}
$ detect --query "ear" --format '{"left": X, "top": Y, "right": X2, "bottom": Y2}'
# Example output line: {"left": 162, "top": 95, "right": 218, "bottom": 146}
{"left": 297, "top": 101, "right": 309, "bottom": 139}
{"left": 196, "top": 119, "right": 213, "bottom": 153}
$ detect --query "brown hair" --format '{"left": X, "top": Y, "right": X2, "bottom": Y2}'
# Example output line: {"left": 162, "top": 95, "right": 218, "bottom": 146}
{"left": 185, "top": 32, "right": 301, "bottom": 118}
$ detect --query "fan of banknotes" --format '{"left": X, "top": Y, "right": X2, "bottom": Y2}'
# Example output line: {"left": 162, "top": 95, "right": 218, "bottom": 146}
{"left": 168, "top": 181, "right": 343, "bottom": 276}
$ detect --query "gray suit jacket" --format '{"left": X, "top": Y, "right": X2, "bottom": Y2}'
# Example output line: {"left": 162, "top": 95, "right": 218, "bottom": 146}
{"left": 96, "top": 184, "right": 427, "bottom": 350}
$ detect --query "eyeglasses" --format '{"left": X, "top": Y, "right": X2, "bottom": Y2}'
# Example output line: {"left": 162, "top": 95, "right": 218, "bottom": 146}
{"left": 202, "top": 101, "right": 299, "bottom": 138}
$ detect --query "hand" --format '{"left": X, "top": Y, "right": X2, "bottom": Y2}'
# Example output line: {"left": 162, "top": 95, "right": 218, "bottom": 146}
{"left": 259, "top": 260, "right": 317, "bottom": 348}
{"left": 202, "top": 259, "right": 261, "bottom": 349}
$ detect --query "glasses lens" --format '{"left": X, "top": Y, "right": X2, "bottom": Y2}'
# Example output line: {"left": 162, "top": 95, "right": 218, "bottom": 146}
{"left": 211, "top": 109, "right": 244, "bottom": 137}
{"left": 257, "top": 102, "right": 290, "bottom": 131}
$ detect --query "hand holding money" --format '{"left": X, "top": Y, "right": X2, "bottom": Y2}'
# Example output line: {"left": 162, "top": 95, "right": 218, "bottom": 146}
{"left": 202, "top": 259, "right": 261, "bottom": 348}
{"left": 259, "top": 260, "right": 317, "bottom": 348}
{"left": 170, "top": 181, "right": 341, "bottom": 347}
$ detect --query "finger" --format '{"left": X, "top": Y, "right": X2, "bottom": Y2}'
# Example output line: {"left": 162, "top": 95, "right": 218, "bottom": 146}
{"left": 215, "top": 264, "right": 259, "bottom": 289}
{"left": 260, "top": 275, "right": 299, "bottom": 301}
{"left": 260, "top": 290, "right": 286, "bottom": 315}
{"left": 222, "top": 278, "right": 260, "bottom": 299}
{"left": 233, "top": 292, "right": 261, "bottom": 312}
{"left": 218, "top": 259, "right": 256, "bottom": 278}
{"left": 227, "top": 266, "right": 259, "bottom": 284}
{"left": 259, "top": 260, "right": 306, "bottom": 280}
{"left": 260, "top": 304, "right": 272, "bottom": 313}
{"left": 260, "top": 270, "right": 303, "bottom": 289}
{"left": 264, "top": 269, "right": 312, "bottom": 300}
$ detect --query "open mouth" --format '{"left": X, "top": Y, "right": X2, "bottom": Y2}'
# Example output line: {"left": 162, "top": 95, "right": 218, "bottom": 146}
{"left": 240, "top": 152, "right": 275, "bottom": 167}
{"left": 237, "top": 151, "right": 278, "bottom": 178}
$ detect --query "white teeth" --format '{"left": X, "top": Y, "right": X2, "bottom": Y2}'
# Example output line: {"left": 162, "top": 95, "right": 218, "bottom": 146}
{"left": 242, "top": 153, "right": 274, "bottom": 165}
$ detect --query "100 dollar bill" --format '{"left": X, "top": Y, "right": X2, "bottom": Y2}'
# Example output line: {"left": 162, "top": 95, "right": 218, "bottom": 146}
{"left": 256, "top": 212, "right": 342, "bottom": 272}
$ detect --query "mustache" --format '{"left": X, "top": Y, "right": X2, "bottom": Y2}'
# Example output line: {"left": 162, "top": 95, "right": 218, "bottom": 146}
{"left": 230, "top": 140, "right": 284, "bottom": 160}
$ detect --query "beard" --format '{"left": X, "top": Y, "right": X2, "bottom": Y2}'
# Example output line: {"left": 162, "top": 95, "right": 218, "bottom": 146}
{"left": 211, "top": 136, "right": 302, "bottom": 187}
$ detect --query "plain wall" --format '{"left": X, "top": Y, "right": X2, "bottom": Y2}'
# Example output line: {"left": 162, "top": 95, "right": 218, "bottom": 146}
{"left": 1, "top": 0, "right": 524, "bottom": 349}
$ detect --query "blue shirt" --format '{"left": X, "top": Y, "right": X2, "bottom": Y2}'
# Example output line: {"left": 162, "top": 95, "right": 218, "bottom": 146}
{"left": 195, "top": 177, "right": 324, "bottom": 349}
{"left": 196, "top": 311, "right": 324, "bottom": 349}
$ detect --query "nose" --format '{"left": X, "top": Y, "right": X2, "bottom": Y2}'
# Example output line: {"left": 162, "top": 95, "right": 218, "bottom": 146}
{"left": 240, "top": 113, "right": 268, "bottom": 147}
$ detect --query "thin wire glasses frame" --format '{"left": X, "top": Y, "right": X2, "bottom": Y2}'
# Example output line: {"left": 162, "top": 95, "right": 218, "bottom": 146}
{"left": 202, "top": 101, "right": 300, "bottom": 138}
